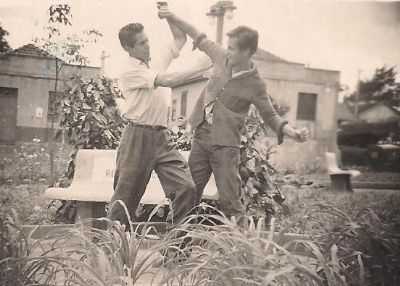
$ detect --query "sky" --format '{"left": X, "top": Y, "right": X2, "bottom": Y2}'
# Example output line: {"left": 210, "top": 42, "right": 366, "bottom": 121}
{"left": 0, "top": 0, "right": 399, "bottom": 93}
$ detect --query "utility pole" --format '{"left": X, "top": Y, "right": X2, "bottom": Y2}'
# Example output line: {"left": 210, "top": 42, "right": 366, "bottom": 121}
{"left": 354, "top": 69, "right": 362, "bottom": 120}
{"left": 207, "top": 1, "right": 236, "bottom": 45}
{"left": 100, "top": 51, "right": 110, "bottom": 75}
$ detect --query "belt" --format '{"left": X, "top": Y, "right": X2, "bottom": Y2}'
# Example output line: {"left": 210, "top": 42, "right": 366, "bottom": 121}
{"left": 126, "top": 121, "right": 167, "bottom": 130}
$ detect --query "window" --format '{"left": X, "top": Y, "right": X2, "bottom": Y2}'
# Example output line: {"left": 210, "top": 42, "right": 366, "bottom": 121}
{"left": 171, "top": 99, "right": 177, "bottom": 121}
{"left": 296, "top": 93, "right": 317, "bottom": 121}
{"left": 181, "top": 90, "right": 188, "bottom": 116}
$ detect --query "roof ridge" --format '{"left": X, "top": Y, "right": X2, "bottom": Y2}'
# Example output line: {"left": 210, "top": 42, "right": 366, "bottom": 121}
{"left": 3, "top": 43, "right": 55, "bottom": 59}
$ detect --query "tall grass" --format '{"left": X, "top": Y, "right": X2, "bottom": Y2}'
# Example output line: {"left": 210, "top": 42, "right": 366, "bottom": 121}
{"left": 156, "top": 204, "right": 356, "bottom": 286}
{"left": 1, "top": 194, "right": 399, "bottom": 285}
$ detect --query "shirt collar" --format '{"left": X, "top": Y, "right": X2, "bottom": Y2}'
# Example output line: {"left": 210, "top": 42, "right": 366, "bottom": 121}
{"left": 231, "top": 61, "right": 256, "bottom": 79}
{"left": 128, "top": 56, "right": 150, "bottom": 68}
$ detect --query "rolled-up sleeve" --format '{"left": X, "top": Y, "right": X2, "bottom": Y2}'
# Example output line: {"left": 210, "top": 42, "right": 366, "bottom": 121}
{"left": 252, "top": 88, "right": 288, "bottom": 144}
{"left": 120, "top": 68, "right": 157, "bottom": 92}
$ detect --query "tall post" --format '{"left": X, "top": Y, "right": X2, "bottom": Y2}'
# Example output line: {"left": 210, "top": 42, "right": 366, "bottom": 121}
{"left": 216, "top": 13, "right": 224, "bottom": 45}
{"left": 100, "top": 51, "right": 109, "bottom": 75}
{"left": 207, "top": 1, "right": 236, "bottom": 46}
{"left": 354, "top": 69, "right": 361, "bottom": 120}
{"left": 49, "top": 58, "right": 59, "bottom": 186}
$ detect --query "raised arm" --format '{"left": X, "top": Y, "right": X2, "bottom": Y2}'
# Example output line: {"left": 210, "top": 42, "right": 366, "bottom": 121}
{"left": 158, "top": 6, "right": 225, "bottom": 64}
{"left": 166, "top": 18, "right": 186, "bottom": 51}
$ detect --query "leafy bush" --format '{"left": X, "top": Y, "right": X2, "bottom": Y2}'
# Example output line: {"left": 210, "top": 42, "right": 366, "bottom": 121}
{"left": 49, "top": 76, "right": 126, "bottom": 221}
{"left": 0, "top": 143, "right": 71, "bottom": 185}
{"left": 0, "top": 184, "right": 53, "bottom": 225}
{"left": 54, "top": 76, "right": 125, "bottom": 185}
{"left": 276, "top": 188, "right": 400, "bottom": 286}
{"left": 1, "top": 193, "right": 399, "bottom": 285}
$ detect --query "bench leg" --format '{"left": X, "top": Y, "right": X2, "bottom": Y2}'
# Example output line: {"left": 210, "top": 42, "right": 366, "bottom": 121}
{"left": 329, "top": 174, "right": 353, "bottom": 192}
{"left": 75, "top": 201, "right": 107, "bottom": 228}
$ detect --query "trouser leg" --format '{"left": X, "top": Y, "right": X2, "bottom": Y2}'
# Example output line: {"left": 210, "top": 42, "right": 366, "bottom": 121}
{"left": 188, "top": 139, "right": 212, "bottom": 206}
{"left": 154, "top": 130, "right": 196, "bottom": 225}
{"left": 108, "top": 126, "right": 154, "bottom": 226}
{"left": 210, "top": 146, "right": 244, "bottom": 218}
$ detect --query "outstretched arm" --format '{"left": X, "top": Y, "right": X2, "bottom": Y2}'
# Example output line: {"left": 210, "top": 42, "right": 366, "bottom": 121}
{"left": 253, "top": 88, "right": 309, "bottom": 144}
{"left": 155, "top": 62, "right": 212, "bottom": 88}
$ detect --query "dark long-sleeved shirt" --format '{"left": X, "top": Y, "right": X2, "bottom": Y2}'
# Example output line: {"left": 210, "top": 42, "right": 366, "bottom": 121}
{"left": 189, "top": 36, "right": 287, "bottom": 147}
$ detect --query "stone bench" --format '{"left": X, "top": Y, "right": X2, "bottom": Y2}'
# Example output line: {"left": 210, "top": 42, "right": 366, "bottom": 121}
{"left": 45, "top": 149, "right": 218, "bottom": 222}
{"left": 325, "top": 152, "right": 361, "bottom": 192}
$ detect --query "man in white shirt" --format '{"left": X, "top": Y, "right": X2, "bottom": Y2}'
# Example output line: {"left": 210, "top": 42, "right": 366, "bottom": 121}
{"left": 108, "top": 20, "right": 202, "bottom": 227}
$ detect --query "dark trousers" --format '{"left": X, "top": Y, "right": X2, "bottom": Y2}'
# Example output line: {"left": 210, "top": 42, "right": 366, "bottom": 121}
{"left": 188, "top": 125, "right": 244, "bottom": 218}
{"left": 108, "top": 124, "right": 196, "bottom": 226}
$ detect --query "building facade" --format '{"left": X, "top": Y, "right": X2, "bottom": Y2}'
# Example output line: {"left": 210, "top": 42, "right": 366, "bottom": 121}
{"left": 0, "top": 44, "right": 100, "bottom": 144}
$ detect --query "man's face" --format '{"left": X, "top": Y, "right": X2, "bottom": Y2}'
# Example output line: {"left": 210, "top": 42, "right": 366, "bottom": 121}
{"left": 130, "top": 31, "right": 150, "bottom": 62}
{"left": 227, "top": 37, "right": 250, "bottom": 67}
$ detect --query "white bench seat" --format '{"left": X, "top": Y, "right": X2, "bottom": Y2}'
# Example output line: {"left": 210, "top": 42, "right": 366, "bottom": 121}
{"left": 45, "top": 149, "right": 218, "bottom": 222}
{"left": 325, "top": 152, "right": 361, "bottom": 191}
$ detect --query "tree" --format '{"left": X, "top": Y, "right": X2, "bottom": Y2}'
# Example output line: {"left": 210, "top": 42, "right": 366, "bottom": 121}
{"left": 33, "top": 4, "right": 102, "bottom": 185}
{"left": 346, "top": 66, "right": 400, "bottom": 108}
{"left": 0, "top": 24, "right": 11, "bottom": 53}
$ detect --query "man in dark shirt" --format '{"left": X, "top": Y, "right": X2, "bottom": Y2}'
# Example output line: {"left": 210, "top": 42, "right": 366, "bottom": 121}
{"left": 159, "top": 7, "right": 308, "bottom": 218}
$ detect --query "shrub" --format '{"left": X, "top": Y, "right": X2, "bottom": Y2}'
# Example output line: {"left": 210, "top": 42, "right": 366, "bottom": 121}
{"left": 0, "top": 184, "right": 53, "bottom": 225}
{"left": 49, "top": 75, "right": 126, "bottom": 222}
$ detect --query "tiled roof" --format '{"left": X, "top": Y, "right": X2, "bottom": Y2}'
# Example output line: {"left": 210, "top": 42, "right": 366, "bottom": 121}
{"left": 2, "top": 44, "right": 54, "bottom": 59}
{"left": 337, "top": 102, "right": 356, "bottom": 121}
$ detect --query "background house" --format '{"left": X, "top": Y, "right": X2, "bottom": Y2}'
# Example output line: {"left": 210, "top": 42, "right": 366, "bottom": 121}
{"left": 336, "top": 102, "right": 357, "bottom": 126}
{"left": 357, "top": 102, "right": 400, "bottom": 124}
{"left": 170, "top": 48, "right": 341, "bottom": 171}
{"left": 0, "top": 44, "right": 100, "bottom": 144}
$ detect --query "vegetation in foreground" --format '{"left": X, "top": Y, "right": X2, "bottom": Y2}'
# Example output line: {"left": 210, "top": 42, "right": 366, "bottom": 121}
{"left": 1, "top": 189, "right": 399, "bottom": 286}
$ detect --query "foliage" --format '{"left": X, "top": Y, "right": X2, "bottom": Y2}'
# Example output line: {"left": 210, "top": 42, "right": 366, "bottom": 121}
{"left": 276, "top": 187, "right": 400, "bottom": 286}
{"left": 34, "top": 3, "right": 102, "bottom": 66}
{"left": 57, "top": 76, "right": 125, "bottom": 151}
{"left": 0, "top": 184, "right": 53, "bottom": 225}
{"left": 0, "top": 23, "right": 11, "bottom": 53}
{"left": 346, "top": 66, "right": 400, "bottom": 108}
{"left": 50, "top": 76, "right": 125, "bottom": 222}
{"left": 0, "top": 142, "right": 72, "bottom": 185}
{"left": 0, "top": 210, "right": 30, "bottom": 286}
{"left": 239, "top": 105, "right": 290, "bottom": 220}
{"left": 2, "top": 183, "right": 400, "bottom": 285}
{"left": 153, "top": 204, "right": 357, "bottom": 286}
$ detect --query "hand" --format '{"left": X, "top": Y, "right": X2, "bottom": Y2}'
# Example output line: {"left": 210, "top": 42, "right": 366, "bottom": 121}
{"left": 283, "top": 125, "right": 309, "bottom": 142}
{"left": 157, "top": 2, "right": 173, "bottom": 19}
{"left": 292, "top": 127, "right": 309, "bottom": 142}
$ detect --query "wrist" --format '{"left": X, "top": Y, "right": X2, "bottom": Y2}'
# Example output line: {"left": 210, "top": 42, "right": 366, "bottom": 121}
{"left": 283, "top": 124, "right": 296, "bottom": 138}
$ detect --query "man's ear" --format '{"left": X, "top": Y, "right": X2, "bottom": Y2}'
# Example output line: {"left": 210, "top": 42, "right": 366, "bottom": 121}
{"left": 123, "top": 45, "right": 132, "bottom": 53}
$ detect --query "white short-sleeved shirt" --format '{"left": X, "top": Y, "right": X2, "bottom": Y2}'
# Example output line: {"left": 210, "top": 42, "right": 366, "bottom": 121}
{"left": 117, "top": 43, "right": 179, "bottom": 127}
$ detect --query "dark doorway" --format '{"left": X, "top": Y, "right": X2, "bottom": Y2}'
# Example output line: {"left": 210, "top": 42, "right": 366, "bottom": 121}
{"left": 0, "top": 87, "right": 18, "bottom": 144}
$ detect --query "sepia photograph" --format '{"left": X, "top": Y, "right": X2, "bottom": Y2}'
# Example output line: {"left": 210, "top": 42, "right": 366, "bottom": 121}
{"left": 0, "top": 0, "right": 399, "bottom": 285}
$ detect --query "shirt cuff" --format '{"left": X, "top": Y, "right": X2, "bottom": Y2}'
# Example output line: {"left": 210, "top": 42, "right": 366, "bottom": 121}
{"left": 277, "top": 121, "right": 288, "bottom": 145}
{"left": 192, "top": 33, "right": 207, "bottom": 51}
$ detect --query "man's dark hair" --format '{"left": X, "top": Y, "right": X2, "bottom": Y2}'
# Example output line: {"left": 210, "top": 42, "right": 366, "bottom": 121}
{"left": 227, "top": 26, "right": 258, "bottom": 56}
{"left": 119, "top": 23, "right": 144, "bottom": 51}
